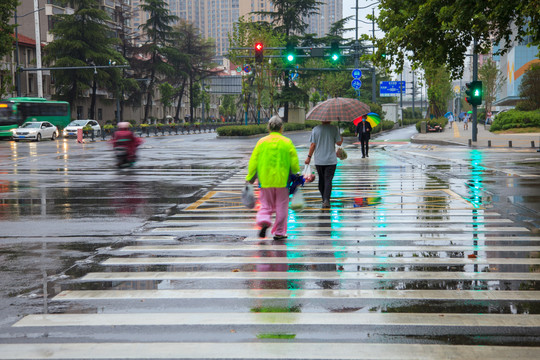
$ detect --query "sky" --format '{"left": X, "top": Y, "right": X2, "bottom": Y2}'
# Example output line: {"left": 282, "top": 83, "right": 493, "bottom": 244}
{"left": 342, "top": 0, "right": 382, "bottom": 41}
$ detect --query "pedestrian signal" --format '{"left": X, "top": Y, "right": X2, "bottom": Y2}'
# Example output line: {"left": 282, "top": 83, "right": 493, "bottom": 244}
{"left": 465, "top": 81, "right": 483, "bottom": 106}
{"left": 330, "top": 42, "right": 340, "bottom": 62}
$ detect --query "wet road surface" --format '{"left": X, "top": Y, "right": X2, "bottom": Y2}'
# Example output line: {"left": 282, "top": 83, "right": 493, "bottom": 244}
{"left": 0, "top": 127, "right": 539, "bottom": 359}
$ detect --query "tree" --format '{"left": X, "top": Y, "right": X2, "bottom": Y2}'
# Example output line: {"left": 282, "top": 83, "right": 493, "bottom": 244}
{"left": 478, "top": 58, "right": 505, "bottom": 114}
{"left": 518, "top": 64, "right": 540, "bottom": 110}
{"left": 166, "top": 20, "right": 216, "bottom": 123}
{"left": 159, "top": 82, "right": 174, "bottom": 120}
{"left": 253, "top": 0, "right": 322, "bottom": 121}
{"left": 375, "top": 0, "right": 540, "bottom": 78}
{"left": 139, "top": 0, "right": 178, "bottom": 122}
{"left": 44, "top": 0, "right": 124, "bottom": 117}
{"left": 423, "top": 62, "right": 453, "bottom": 117}
{"left": 0, "top": 0, "right": 18, "bottom": 98}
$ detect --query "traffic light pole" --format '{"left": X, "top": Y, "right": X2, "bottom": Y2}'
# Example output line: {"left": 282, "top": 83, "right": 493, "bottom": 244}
{"left": 472, "top": 38, "right": 478, "bottom": 142}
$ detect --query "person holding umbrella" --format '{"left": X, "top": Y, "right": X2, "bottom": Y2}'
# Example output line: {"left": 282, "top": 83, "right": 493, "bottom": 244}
{"left": 305, "top": 121, "right": 343, "bottom": 208}
{"left": 246, "top": 115, "right": 299, "bottom": 240}
{"left": 355, "top": 115, "right": 373, "bottom": 158}
{"left": 305, "top": 97, "right": 370, "bottom": 208}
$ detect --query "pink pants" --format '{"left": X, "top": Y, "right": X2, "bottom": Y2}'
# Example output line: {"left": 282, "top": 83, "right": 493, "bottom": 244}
{"left": 256, "top": 187, "right": 289, "bottom": 236}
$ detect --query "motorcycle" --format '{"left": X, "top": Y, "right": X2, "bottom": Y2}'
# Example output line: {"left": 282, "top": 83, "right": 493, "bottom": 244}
{"left": 113, "top": 138, "right": 137, "bottom": 169}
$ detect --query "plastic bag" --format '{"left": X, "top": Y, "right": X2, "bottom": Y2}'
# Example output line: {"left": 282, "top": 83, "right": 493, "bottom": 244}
{"left": 288, "top": 173, "right": 305, "bottom": 195}
{"left": 336, "top": 147, "right": 347, "bottom": 160}
{"left": 241, "top": 183, "right": 255, "bottom": 209}
{"left": 290, "top": 188, "right": 305, "bottom": 211}
{"left": 302, "top": 164, "right": 316, "bottom": 183}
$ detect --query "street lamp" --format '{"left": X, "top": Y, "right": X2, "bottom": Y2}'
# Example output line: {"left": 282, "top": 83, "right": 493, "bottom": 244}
{"left": 14, "top": 5, "right": 45, "bottom": 97}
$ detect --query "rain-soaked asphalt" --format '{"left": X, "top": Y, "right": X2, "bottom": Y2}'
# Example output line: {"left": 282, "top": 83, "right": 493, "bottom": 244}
{"left": 0, "top": 126, "right": 539, "bottom": 359}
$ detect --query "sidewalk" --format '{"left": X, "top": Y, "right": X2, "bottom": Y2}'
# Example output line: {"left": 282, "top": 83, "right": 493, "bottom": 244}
{"left": 411, "top": 122, "right": 540, "bottom": 149}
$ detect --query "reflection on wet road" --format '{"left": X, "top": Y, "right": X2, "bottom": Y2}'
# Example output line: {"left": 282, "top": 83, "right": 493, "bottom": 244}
{"left": 1, "top": 132, "right": 540, "bottom": 359}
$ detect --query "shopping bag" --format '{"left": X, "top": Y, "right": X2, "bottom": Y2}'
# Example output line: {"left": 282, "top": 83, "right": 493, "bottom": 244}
{"left": 336, "top": 147, "right": 347, "bottom": 160}
{"left": 241, "top": 183, "right": 255, "bottom": 209}
{"left": 302, "top": 164, "right": 315, "bottom": 183}
{"left": 290, "top": 188, "right": 305, "bottom": 211}
{"left": 288, "top": 173, "right": 305, "bottom": 195}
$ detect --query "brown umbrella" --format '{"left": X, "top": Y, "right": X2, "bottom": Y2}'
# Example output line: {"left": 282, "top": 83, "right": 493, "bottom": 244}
{"left": 306, "top": 97, "right": 370, "bottom": 122}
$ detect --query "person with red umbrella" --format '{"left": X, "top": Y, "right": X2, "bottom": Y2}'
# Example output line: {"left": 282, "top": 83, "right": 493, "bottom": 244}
{"left": 355, "top": 115, "right": 373, "bottom": 158}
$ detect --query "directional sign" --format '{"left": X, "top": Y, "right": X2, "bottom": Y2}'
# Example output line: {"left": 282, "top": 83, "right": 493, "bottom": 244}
{"left": 351, "top": 79, "right": 362, "bottom": 89}
{"left": 380, "top": 81, "right": 406, "bottom": 97}
{"left": 352, "top": 69, "right": 362, "bottom": 78}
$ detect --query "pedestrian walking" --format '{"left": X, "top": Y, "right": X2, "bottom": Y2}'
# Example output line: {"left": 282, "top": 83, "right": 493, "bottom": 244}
{"left": 355, "top": 115, "right": 372, "bottom": 158}
{"left": 448, "top": 113, "right": 454, "bottom": 129}
{"left": 246, "top": 116, "right": 300, "bottom": 240}
{"left": 305, "top": 120, "right": 343, "bottom": 208}
{"left": 464, "top": 113, "right": 469, "bottom": 130}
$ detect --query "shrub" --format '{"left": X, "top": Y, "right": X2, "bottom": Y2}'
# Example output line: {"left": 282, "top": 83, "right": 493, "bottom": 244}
{"left": 103, "top": 124, "right": 114, "bottom": 131}
{"left": 415, "top": 117, "right": 448, "bottom": 132}
{"left": 304, "top": 120, "right": 321, "bottom": 129}
{"left": 217, "top": 125, "right": 267, "bottom": 136}
{"left": 283, "top": 123, "right": 305, "bottom": 132}
{"left": 490, "top": 109, "right": 540, "bottom": 131}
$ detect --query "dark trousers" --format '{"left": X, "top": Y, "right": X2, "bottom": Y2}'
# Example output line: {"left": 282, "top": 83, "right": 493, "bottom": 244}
{"left": 315, "top": 164, "right": 336, "bottom": 203}
{"left": 360, "top": 136, "right": 369, "bottom": 156}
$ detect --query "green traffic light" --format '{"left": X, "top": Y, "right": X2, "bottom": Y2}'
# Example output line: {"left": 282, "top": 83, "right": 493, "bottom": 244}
{"left": 287, "top": 54, "right": 295, "bottom": 62}
{"left": 331, "top": 54, "right": 339, "bottom": 62}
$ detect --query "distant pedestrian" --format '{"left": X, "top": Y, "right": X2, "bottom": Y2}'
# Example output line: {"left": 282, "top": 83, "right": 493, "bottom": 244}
{"left": 464, "top": 113, "right": 469, "bottom": 130}
{"left": 246, "top": 115, "right": 299, "bottom": 240}
{"left": 355, "top": 115, "right": 372, "bottom": 158}
{"left": 305, "top": 121, "right": 343, "bottom": 208}
{"left": 448, "top": 113, "right": 454, "bottom": 128}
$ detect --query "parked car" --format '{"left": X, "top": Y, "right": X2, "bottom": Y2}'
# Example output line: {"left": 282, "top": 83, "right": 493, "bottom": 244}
{"left": 63, "top": 119, "right": 101, "bottom": 137}
{"left": 12, "top": 121, "right": 58, "bottom": 142}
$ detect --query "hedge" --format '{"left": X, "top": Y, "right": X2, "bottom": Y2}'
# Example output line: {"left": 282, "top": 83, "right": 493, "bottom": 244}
{"left": 490, "top": 109, "right": 540, "bottom": 131}
{"left": 415, "top": 117, "right": 448, "bottom": 132}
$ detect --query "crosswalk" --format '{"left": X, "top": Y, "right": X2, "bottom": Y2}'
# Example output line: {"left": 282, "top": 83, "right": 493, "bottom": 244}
{"left": 3, "top": 149, "right": 540, "bottom": 359}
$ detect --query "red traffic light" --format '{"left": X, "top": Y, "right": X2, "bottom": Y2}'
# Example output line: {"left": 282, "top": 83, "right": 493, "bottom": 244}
{"left": 254, "top": 42, "right": 264, "bottom": 63}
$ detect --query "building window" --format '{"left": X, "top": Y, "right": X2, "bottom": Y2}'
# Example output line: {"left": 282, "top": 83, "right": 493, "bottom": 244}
{"left": 77, "top": 106, "right": 83, "bottom": 119}
{"left": 28, "top": 74, "right": 33, "bottom": 93}
{"left": 98, "top": 108, "right": 103, "bottom": 121}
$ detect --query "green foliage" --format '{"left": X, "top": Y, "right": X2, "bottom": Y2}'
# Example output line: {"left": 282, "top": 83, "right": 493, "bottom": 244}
{"left": 375, "top": 0, "right": 540, "bottom": 78}
{"left": 490, "top": 109, "right": 540, "bottom": 131}
{"left": 253, "top": 0, "right": 322, "bottom": 36}
{"left": 304, "top": 120, "right": 321, "bottom": 129}
{"left": 0, "top": 0, "right": 17, "bottom": 60}
{"left": 44, "top": 0, "right": 124, "bottom": 106}
{"left": 217, "top": 123, "right": 307, "bottom": 136}
{"left": 518, "top": 64, "right": 540, "bottom": 110}
{"left": 219, "top": 95, "right": 237, "bottom": 118}
{"left": 402, "top": 107, "right": 423, "bottom": 119}
{"left": 415, "top": 117, "right": 448, "bottom": 133}
{"left": 479, "top": 58, "right": 506, "bottom": 113}
{"left": 424, "top": 63, "right": 453, "bottom": 117}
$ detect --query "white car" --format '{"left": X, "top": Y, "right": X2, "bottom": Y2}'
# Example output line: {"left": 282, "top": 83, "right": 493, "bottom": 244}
{"left": 63, "top": 119, "right": 101, "bottom": 137}
{"left": 12, "top": 121, "right": 58, "bottom": 142}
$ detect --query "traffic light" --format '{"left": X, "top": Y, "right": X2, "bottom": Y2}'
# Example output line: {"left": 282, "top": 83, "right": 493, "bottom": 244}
{"left": 330, "top": 42, "right": 340, "bottom": 62}
{"left": 254, "top": 42, "right": 264, "bottom": 63}
{"left": 285, "top": 43, "right": 296, "bottom": 65}
{"left": 465, "top": 81, "right": 483, "bottom": 106}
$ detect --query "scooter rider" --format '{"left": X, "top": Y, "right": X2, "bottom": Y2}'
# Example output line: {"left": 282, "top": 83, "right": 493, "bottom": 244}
{"left": 112, "top": 122, "right": 143, "bottom": 165}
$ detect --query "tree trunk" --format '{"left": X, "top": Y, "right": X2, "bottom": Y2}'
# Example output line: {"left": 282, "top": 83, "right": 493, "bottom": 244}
{"left": 90, "top": 76, "right": 97, "bottom": 119}
{"left": 174, "top": 78, "right": 187, "bottom": 121}
{"left": 189, "top": 74, "right": 194, "bottom": 123}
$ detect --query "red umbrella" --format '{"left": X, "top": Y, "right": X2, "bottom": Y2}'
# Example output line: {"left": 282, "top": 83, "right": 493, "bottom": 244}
{"left": 306, "top": 97, "right": 370, "bottom": 122}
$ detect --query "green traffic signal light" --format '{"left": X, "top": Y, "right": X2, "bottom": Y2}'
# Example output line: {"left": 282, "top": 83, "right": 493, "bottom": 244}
{"left": 331, "top": 53, "right": 339, "bottom": 62}
{"left": 330, "top": 42, "right": 340, "bottom": 63}
{"left": 465, "top": 81, "right": 483, "bottom": 106}
{"left": 287, "top": 53, "right": 295, "bottom": 62}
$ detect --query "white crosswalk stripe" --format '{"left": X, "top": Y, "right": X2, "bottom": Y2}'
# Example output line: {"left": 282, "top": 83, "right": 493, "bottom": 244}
{"left": 6, "top": 149, "right": 540, "bottom": 359}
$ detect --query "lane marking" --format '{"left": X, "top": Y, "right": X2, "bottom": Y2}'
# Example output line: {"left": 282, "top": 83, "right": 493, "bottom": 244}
{"left": 53, "top": 289, "right": 540, "bottom": 301}
{"left": 14, "top": 312, "right": 540, "bottom": 328}
{"left": 162, "top": 218, "right": 512, "bottom": 225}
{"left": 80, "top": 271, "right": 540, "bottom": 282}
{"left": 119, "top": 245, "right": 537, "bottom": 253}
{"left": 185, "top": 191, "right": 216, "bottom": 211}
{"left": 101, "top": 256, "right": 540, "bottom": 266}
{"left": 150, "top": 226, "right": 529, "bottom": 233}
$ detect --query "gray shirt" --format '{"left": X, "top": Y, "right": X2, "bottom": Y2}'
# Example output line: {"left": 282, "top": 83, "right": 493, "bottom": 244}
{"left": 309, "top": 124, "right": 341, "bottom": 165}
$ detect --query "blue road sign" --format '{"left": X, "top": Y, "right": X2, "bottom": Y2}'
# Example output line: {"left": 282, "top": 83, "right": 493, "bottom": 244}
{"left": 351, "top": 79, "right": 362, "bottom": 89}
{"left": 380, "top": 81, "right": 405, "bottom": 97}
{"left": 352, "top": 69, "right": 362, "bottom": 78}
{"left": 243, "top": 65, "right": 251, "bottom": 73}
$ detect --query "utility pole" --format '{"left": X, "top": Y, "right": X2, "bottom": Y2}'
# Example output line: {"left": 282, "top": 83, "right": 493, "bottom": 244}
{"left": 400, "top": 72, "right": 403, "bottom": 126}
{"left": 371, "top": 7, "right": 376, "bottom": 103}
{"left": 472, "top": 38, "right": 478, "bottom": 142}
{"left": 33, "top": 0, "right": 43, "bottom": 98}
{"left": 411, "top": 70, "right": 415, "bottom": 117}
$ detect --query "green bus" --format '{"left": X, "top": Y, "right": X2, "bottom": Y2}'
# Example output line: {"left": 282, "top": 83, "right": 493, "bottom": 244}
{"left": 0, "top": 97, "right": 71, "bottom": 139}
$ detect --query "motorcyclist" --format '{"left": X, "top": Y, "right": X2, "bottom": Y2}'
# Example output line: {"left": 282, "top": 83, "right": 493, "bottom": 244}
{"left": 111, "top": 122, "right": 142, "bottom": 165}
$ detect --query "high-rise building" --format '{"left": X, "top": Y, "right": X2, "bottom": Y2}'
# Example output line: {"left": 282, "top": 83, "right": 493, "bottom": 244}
{"left": 131, "top": 1, "right": 342, "bottom": 64}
